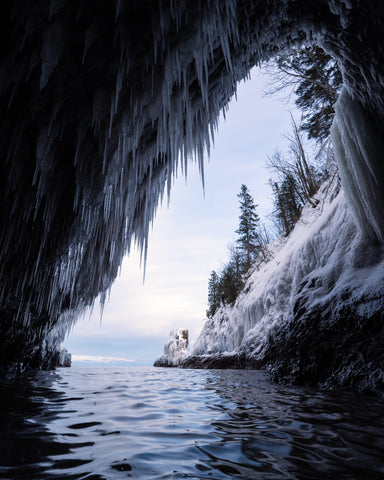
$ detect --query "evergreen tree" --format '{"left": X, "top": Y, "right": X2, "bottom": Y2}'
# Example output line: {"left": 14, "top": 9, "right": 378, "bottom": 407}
{"left": 267, "top": 115, "right": 334, "bottom": 236}
{"left": 205, "top": 188, "right": 272, "bottom": 315}
{"left": 206, "top": 270, "right": 220, "bottom": 318}
{"left": 218, "top": 248, "right": 244, "bottom": 306}
{"left": 272, "top": 174, "right": 302, "bottom": 236}
{"left": 236, "top": 184, "right": 261, "bottom": 273}
{"left": 226, "top": 244, "right": 245, "bottom": 296}
{"left": 266, "top": 45, "right": 342, "bottom": 142}
{"left": 218, "top": 264, "right": 238, "bottom": 306}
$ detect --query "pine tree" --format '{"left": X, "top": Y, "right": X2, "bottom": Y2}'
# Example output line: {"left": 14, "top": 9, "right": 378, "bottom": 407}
{"left": 272, "top": 181, "right": 290, "bottom": 236}
{"left": 227, "top": 244, "right": 244, "bottom": 297}
{"left": 272, "top": 174, "right": 302, "bottom": 236}
{"left": 218, "top": 247, "right": 244, "bottom": 306}
{"left": 235, "top": 184, "right": 261, "bottom": 274}
{"left": 218, "top": 264, "right": 237, "bottom": 306}
{"left": 206, "top": 270, "right": 220, "bottom": 318}
{"left": 267, "top": 118, "right": 325, "bottom": 237}
{"left": 266, "top": 45, "right": 342, "bottom": 142}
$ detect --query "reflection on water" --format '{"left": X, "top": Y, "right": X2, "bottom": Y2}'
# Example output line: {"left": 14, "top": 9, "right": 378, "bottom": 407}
{"left": 0, "top": 367, "right": 383, "bottom": 479}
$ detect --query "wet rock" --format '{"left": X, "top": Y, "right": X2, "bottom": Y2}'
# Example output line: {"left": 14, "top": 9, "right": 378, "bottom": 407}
{"left": 180, "top": 353, "right": 263, "bottom": 370}
{"left": 264, "top": 294, "right": 384, "bottom": 397}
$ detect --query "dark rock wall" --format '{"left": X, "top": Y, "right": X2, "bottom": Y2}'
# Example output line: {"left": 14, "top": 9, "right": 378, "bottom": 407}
{"left": 265, "top": 290, "right": 384, "bottom": 395}
{"left": 183, "top": 288, "right": 384, "bottom": 397}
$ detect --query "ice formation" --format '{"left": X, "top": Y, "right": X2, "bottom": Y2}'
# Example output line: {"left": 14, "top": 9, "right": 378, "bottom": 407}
{"left": 193, "top": 177, "right": 345, "bottom": 355}
{"left": 0, "top": 1, "right": 384, "bottom": 373}
{"left": 332, "top": 88, "right": 384, "bottom": 244}
{"left": 190, "top": 177, "right": 384, "bottom": 390}
{"left": 57, "top": 346, "right": 72, "bottom": 368}
{"left": 154, "top": 329, "right": 190, "bottom": 367}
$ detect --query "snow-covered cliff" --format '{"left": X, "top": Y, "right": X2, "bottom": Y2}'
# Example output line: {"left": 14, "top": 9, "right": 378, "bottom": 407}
{"left": 154, "top": 329, "right": 190, "bottom": 367}
{"left": 186, "top": 176, "right": 384, "bottom": 394}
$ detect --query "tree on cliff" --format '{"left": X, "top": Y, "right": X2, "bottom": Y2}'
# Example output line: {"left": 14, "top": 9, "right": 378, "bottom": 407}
{"left": 271, "top": 174, "right": 302, "bottom": 236}
{"left": 265, "top": 45, "right": 342, "bottom": 142}
{"left": 265, "top": 44, "right": 342, "bottom": 236}
{"left": 236, "top": 184, "right": 262, "bottom": 274}
{"left": 206, "top": 270, "right": 220, "bottom": 318}
{"left": 267, "top": 118, "right": 324, "bottom": 206}
{"left": 205, "top": 187, "right": 268, "bottom": 317}
{"left": 267, "top": 117, "right": 333, "bottom": 236}
{"left": 219, "top": 244, "right": 244, "bottom": 304}
{"left": 206, "top": 244, "right": 246, "bottom": 315}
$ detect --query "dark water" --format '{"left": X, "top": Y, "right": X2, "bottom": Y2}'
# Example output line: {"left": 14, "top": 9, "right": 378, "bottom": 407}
{"left": 0, "top": 367, "right": 383, "bottom": 480}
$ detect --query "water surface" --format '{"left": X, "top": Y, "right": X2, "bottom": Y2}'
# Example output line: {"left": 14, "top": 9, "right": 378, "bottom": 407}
{"left": 0, "top": 366, "right": 383, "bottom": 479}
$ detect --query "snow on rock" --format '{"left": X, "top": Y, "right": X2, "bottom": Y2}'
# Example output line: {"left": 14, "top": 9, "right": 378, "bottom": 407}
{"left": 57, "top": 346, "right": 72, "bottom": 367}
{"left": 193, "top": 176, "right": 344, "bottom": 356}
{"left": 189, "top": 176, "right": 384, "bottom": 394}
{"left": 154, "top": 329, "right": 190, "bottom": 367}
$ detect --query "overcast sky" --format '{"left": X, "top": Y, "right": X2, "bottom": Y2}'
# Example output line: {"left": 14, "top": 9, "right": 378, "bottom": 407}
{"left": 65, "top": 67, "right": 298, "bottom": 366}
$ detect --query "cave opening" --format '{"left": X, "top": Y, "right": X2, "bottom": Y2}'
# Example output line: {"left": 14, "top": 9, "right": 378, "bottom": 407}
{"left": 1, "top": 1, "right": 383, "bottom": 375}
{"left": 65, "top": 66, "right": 303, "bottom": 365}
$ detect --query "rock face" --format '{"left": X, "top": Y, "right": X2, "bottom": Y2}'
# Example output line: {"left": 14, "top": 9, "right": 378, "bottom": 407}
{"left": 1, "top": 1, "right": 384, "bottom": 373}
{"left": 181, "top": 353, "right": 261, "bottom": 370}
{"left": 154, "top": 329, "right": 190, "bottom": 367}
{"left": 185, "top": 178, "right": 384, "bottom": 396}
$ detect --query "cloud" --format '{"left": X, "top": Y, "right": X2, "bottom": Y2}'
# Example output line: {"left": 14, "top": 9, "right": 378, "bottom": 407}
{"left": 72, "top": 354, "right": 135, "bottom": 363}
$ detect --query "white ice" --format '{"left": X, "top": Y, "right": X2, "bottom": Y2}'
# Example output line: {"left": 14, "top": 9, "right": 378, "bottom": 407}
{"left": 155, "top": 328, "right": 190, "bottom": 366}
{"left": 193, "top": 175, "right": 384, "bottom": 358}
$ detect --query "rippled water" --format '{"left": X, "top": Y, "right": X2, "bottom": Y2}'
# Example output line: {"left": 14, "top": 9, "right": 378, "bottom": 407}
{"left": 0, "top": 367, "right": 383, "bottom": 479}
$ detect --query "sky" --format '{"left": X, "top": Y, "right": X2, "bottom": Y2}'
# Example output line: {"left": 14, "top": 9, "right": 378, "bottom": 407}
{"left": 65, "top": 67, "right": 298, "bottom": 366}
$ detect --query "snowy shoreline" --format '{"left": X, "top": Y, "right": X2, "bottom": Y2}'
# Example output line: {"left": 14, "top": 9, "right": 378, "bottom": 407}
{"left": 178, "top": 177, "right": 384, "bottom": 397}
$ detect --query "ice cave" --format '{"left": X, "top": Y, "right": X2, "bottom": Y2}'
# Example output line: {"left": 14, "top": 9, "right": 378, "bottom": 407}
{"left": 0, "top": 1, "right": 383, "bottom": 385}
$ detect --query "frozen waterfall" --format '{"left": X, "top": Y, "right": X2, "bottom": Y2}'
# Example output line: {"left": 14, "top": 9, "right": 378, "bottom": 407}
{"left": 332, "top": 88, "right": 384, "bottom": 244}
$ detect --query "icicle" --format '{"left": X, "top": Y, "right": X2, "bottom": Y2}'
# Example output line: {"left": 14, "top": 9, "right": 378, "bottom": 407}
{"left": 1, "top": 0, "right": 384, "bottom": 373}
{"left": 40, "top": 23, "right": 64, "bottom": 89}
{"left": 332, "top": 88, "right": 384, "bottom": 243}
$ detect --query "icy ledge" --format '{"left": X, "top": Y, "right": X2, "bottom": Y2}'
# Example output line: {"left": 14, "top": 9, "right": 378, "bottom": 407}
{"left": 183, "top": 177, "right": 384, "bottom": 396}
{"left": 154, "top": 329, "right": 190, "bottom": 367}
